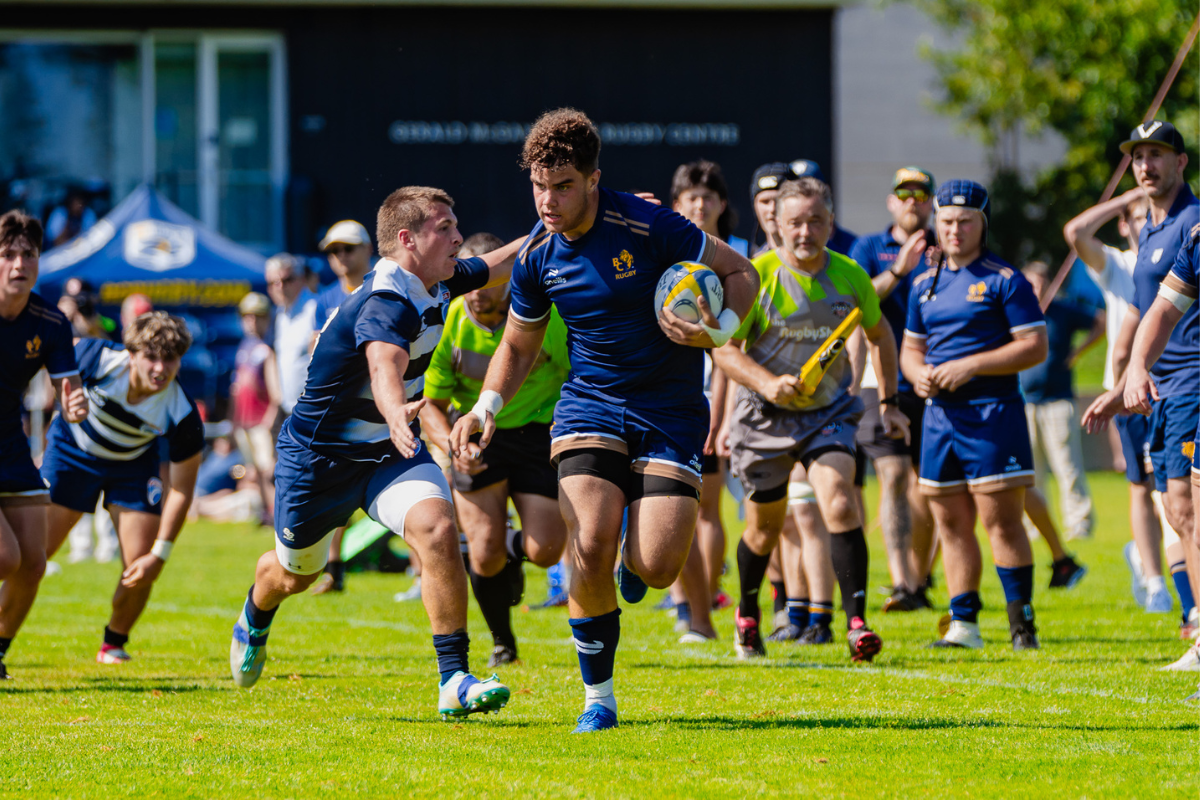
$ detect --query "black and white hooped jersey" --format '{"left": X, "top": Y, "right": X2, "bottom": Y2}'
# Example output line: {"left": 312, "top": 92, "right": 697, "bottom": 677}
{"left": 286, "top": 256, "right": 489, "bottom": 462}
{"left": 64, "top": 339, "right": 204, "bottom": 463}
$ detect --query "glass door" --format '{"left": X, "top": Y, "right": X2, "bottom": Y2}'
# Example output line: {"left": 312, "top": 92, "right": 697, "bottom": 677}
{"left": 198, "top": 35, "right": 286, "bottom": 252}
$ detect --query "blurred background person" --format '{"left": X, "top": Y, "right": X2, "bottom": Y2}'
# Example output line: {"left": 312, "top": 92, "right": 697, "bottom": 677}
{"left": 265, "top": 253, "right": 316, "bottom": 419}
{"left": 230, "top": 292, "right": 280, "bottom": 527}
{"left": 119, "top": 293, "right": 154, "bottom": 332}
{"left": 44, "top": 187, "right": 97, "bottom": 249}
{"left": 748, "top": 162, "right": 796, "bottom": 257}
{"left": 790, "top": 159, "right": 857, "bottom": 255}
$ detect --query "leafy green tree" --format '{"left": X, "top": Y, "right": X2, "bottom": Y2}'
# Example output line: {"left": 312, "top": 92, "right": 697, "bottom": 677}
{"left": 907, "top": 0, "right": 1198, "bottom": 265}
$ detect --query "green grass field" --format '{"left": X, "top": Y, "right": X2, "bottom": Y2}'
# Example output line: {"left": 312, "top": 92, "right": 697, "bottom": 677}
{"left": 5, "top": 471, "right": 1197, "bottom": 799}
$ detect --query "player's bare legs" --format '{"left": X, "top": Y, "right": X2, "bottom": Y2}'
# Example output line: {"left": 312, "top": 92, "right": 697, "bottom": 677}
{"left": 792, "top": 497, "right": 836, "bottom": 639}
{"left": 928, "top": 494, "right": 983, "bottom": 600}
{"left": 696, "top": 470, "right": 726, "bottom": 597}
{"left": 624, "top": 495, "right": 700, "bottom": 591}
{"left": 908, "top": 466, "right": 936, "bottom": 584}
{"left": 560, "top": 476, "right": 625, "bottom": 619}
{"left": 0, "top": 505, "right": 50, "bottom": 648}
{"left": 676, "top": 534, "right": 715, "bottom": 639}
{"left": 1162, "top": 479, "right": 1199, "bottom": 603}
{"left": 1023, "top": 488, "right": 1086, "bottom": 590}
{"left": 874, "top": 454, "right": 917, "bottom": 595}
{"left": 106, "top": 506, "right": 163, "bottom": 638}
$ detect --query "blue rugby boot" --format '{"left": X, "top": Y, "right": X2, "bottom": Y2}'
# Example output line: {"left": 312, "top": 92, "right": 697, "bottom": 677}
{"left": 230, "top": 610, "right": 269, "bottom": 688}
{"left": 616, "top": 511, "right": 647, "bottom": 604}
{"left": 572, "top": 703, "right": 618, "bottom": 733}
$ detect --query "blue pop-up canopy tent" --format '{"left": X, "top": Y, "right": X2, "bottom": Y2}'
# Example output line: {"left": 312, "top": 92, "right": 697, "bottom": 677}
{"left": 37, "top": 184, "right": 268, "bottom": 410}
{"left": 38, "top": 183, "right": 267, "bottom": 302}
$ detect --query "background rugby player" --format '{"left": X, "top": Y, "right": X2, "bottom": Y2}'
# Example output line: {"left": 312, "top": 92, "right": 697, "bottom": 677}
{"left": 451, "top": 109, "right": 757, "bottom": 732}
{"left": 0, "top": 210, "right": 86, "bottom": 679}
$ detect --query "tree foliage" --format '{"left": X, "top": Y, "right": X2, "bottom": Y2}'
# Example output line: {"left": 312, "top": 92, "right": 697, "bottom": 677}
{"left": 907, "top": 0, "right": 1198, "bottom": 264}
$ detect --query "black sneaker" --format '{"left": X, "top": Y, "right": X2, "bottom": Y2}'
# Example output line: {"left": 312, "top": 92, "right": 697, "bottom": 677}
{"left": 1049, "top": 556, "right": 1087, "bottom": 589}
{"left": 797, "top": 622, "right": 834, "bottom": 645}
{"left": 1007, "top": 600, "right": 1039, "bottom": 651}
{"left": 487, "top": 642, "right": 518, "bottom": 668}
{"left": 505, "top": 557, "right": 525, "bottom": 607}
{"left": 908, "top": 586, "right": 934, "bottom": 610}
{"left": 882, "top": 588, "right": 919, "bottom": 613}
{"left": 766, "top": 623, "right": 804, "bottom": 642}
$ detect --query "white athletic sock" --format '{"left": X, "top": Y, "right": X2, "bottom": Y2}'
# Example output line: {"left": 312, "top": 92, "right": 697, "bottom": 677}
{"left": 584, "top": 678, "right": 617, "bottom": 714}
{"left": 1147, "top": 575, "right": 1168, "bottom": 594}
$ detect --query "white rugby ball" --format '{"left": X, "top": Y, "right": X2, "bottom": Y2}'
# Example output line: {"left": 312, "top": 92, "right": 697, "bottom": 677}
{"left": 655, "top": 261, "right": 724, "bottom": 324}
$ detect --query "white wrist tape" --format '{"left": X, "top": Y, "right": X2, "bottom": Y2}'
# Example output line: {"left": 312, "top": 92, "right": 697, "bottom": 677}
{"left": 470, "top": 390, "right": 504, "bottom": 428}
{"left": 702, "top": 308, "right": 741, "bottom": 348}
{"left": 150, "top": 539, "right": 173, "bottom": 562}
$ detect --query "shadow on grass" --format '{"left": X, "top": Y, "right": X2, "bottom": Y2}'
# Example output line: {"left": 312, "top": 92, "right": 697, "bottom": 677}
{"left": 628, "top": 716, "right": 1200, "bottom": 733}
{"left": 0, "top": 682, "right": 217, "bottom": 695}
{"left": 384, "top": 716, "right": 538, "bottom": 728}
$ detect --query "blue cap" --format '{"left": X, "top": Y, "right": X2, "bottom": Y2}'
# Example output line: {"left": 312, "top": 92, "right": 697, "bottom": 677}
{"left": 933, "top": 179, "right": 989, "bottom": 224}
{"left": 789, "top": 159, "right": 826, "bottom": 184}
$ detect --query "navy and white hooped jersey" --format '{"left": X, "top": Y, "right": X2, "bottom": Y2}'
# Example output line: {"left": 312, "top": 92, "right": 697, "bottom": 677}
{"left": 1132, "top": 186, "right": 1199, "bottom": 398}
{"left": 64, "top": 339, "right": 203, "bottom": 463}
{"left": 509, "top": 187, "right": 716, "bottom": 405}
{"left": 905, "top": 252, "right": 1045, "bottom": 402}
{"left": 0, "top": 292, "right": 77, "bottom": 436}
{"left": 287, "top": 256, "right": 489, "bottom": 462}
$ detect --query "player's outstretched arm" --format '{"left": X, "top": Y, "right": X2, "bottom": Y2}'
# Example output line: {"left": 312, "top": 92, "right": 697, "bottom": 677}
{"left": 365, "top": 340, "right": 425, "bottom": 458}
{"left": 929, "top": 328, "right": 1047, "bottom": 392}
{"left": 121, "top": 451, "right": 201, "bottom": 588}
{"left": 449, "top": 317, "right": 547, "bottom": 454}
{"left": 711, "top": 339, "right": 800, "bottom": 408}
{"left": 659, "top": 238, "right": 759, "bottom": 348}
{"left": 1064, "top": 188, "right": 1144, "bottom": 273}
{"left": 864, "top": 321, "right": 909, "bottom": 443}
{"left": 478, "top": 237, "right": 528, "bottom": 290}
{"left": 1123, "top": 296, "right": 1184, "bottom": 415}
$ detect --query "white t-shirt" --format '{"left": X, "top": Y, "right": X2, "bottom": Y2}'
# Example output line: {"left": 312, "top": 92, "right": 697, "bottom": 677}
{"left": 274, "top": 291, "right": 318, "bottom": 413}
{"left": 1084, "top": 246, "right": 1137, "bottom": 390}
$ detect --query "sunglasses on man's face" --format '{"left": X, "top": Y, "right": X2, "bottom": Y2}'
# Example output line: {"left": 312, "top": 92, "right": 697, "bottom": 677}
{"left": 895, "top": 188, "right": 931, "bottom": 203}
{"left": 326, "top": 244, "right": 358, "bottom": 256}
{"left": 268, "top": 274, "right": 299, "bottom": 286}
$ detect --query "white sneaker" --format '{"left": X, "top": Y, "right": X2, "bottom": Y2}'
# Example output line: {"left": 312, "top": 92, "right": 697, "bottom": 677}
{"left": 394, "top": 577, "right": 422, "bottom": 603}
{"left": 1160, "top": 643, "right": 1200, "bottom": 672}
{"left": 1145, "top": 584, "right": 1174, "bottom": 614}
{"left": 1123, "top": 542, "right": 1147, "bottom": 608}
{"left": 437, "top": 671, "right": 510, "bottom": 719}
{"left": 931, "top": 620, "right": 984, "bottom": 649}
{"left": 678, "top": 630, "right": 716, "bottom": 644}
{"left": 230, "top": 612, "right": 269, "bottom": 687}
{"left": 96, "top": 645, "right": 131, "bottom": 664}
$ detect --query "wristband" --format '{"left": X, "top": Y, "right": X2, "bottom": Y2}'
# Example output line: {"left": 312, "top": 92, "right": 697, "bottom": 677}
{"left": 889, "top": 268, "right": 905, "bottom": 279}
{"left": 150, "top": 539, "right": 173, "bottom": 562}
{"left": 702, "top": 308, "right": 741, "bottom": 349}
{"left": 470, "top": 389, "right": 504, "bottom": 428}
{"left": 880, "top": 394, "right": 901, "bottom": 407}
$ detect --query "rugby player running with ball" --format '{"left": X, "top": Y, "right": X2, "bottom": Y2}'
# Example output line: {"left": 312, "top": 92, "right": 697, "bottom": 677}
{"left": 451, "top": 109, "right": 757, "bottom": 732}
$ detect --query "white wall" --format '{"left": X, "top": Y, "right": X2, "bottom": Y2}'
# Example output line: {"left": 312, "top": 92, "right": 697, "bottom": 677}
{"left": 833, "top": 1, "right": 1067, "bottom": 236}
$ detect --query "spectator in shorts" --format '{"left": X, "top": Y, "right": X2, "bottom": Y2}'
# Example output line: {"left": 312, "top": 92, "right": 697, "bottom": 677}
{"left": 231, "top": 292, "right": 280, "bottom": 525}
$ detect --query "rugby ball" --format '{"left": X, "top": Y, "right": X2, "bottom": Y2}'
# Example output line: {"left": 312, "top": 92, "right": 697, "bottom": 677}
{"left": 655, "top": 262, "right": 724, "bottom": 324}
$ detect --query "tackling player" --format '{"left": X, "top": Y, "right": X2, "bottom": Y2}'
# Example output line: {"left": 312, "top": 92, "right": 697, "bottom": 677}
{"left": 902, "top": 180, "right": 1048, "bottom": 651}
{"left": 450, "top": 109, "right": 757, "bottom": 732}
{"left": 0, "top": 210, "right": 86, "bottom": 679}
{"left": 420, "top": 232, "right": 570, "bottom": 668}
{"left": 35, "top": 314, "right": 202, "bottom": 663}
{"left": 714, "top": 176, "right": 906, "bottom": 662}
{"left": 229, "top": 187, "right": 522, "bottom": 720}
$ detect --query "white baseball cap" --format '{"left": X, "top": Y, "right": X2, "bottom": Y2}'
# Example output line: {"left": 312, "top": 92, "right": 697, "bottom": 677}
{"left": 319, "top": 220, "right": 371, "bottom": 251}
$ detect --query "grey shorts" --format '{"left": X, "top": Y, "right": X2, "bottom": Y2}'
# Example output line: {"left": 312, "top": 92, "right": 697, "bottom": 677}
{"left": 729, "top": 389, "right": 864, "bottom": 502}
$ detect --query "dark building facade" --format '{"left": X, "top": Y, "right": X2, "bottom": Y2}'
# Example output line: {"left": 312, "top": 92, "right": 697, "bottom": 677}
{"left": 1, "top": 3, "right": 835, "bottom": 252}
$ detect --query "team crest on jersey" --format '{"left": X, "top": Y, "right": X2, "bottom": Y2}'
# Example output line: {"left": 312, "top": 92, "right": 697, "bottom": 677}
{"left": 830, "top": 301, "right": 853, "bottom": 319}
{"left": 612, "top": 249, "right": 636, "bottom": 279}
{"left": 1152, "top": 248, "right": 1164, "bottom": 264}
{"left": 25, "top": 335, "right": 41, "bottom": 359}
{"left": 966, "top": 281, "right": 988, "bottom": 302}
{"left": 146, "top": 477, "right": 164, "bottom": 507}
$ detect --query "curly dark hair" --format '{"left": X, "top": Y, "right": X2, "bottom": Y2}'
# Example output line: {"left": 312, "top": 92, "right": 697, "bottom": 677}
{"left": 520, "top": 108, "right": 601, "bottom": 175}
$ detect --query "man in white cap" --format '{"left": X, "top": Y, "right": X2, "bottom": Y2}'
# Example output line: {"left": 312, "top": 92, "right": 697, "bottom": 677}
{"left": 310, "top": 220, "right": 373, "bottom": 593}
{"left": 314, "top": 220, "right": 373, "bottom": 330}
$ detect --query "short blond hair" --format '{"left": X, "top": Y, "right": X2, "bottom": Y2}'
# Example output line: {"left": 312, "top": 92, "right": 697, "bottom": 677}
{"left": 376, "top": 186, "right": 455, "bottom": 258}
{"left": 123, "top": 311, "right": 192, "bottom": 360}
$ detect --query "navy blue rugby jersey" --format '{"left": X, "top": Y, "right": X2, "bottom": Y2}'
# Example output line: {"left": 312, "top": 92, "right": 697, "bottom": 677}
{"left": 1131, "top": 185, "right": 1199, "bottom": 398}
{"left": 287, "top": 256, "right": 488, "bottom": 461}
{"left": 56, "top": 339, "right": 203, "bottom": 463}
{"left": 509, "top": 188, "right": 716, "bottom": 405}
{"left": 905, "top": 252, "right": 1045, "bottom": 403}
{"left": 0, "top": 292, "right": 77, "bottom": 437}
